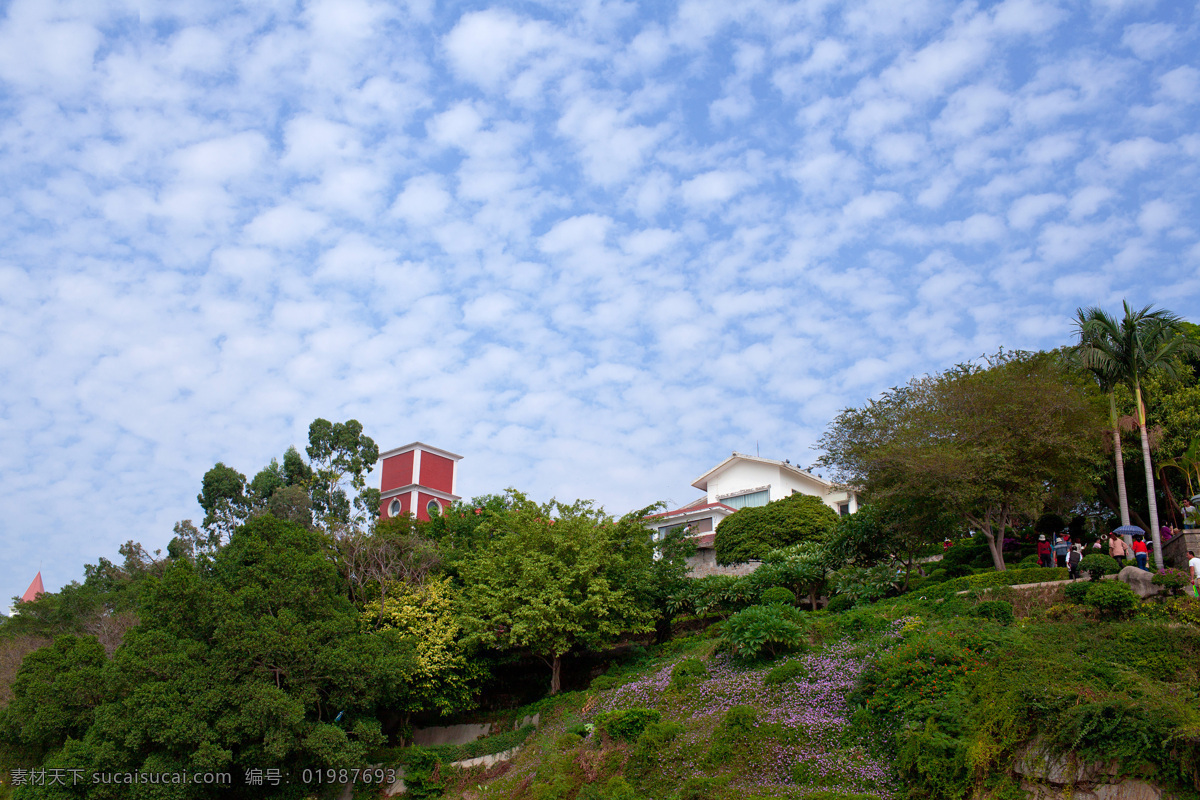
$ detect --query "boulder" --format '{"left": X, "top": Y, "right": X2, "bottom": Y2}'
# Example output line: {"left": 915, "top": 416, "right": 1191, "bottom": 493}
{"left": 1117, "top": 566, "right": 1163, "bottom": 599}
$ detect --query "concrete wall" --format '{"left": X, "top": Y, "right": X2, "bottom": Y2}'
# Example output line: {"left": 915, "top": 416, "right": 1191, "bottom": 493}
{"left": 1160, "top": 531, "right": 1200, "bottom": 570}
{"left": 411, "top": 722, "right": 493, "bottom": 747}
{"left": 685, "top": 548, "right": 761, "bottom": 578}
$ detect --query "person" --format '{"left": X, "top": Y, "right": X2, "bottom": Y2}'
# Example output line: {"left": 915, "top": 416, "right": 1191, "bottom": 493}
{"left": 1131, "top": 534, "right": 1149, "bottom": 571}
{"left": 1161, "top": 523, "right": 1173, "bottom": 543}
{"left": 1108, "top": 531, "right": 1129, "bottom": 563}
{"left": 1189, "top": 550, "right": 1200, "bottom": 594}
{"left": 1067, "top": 544, "right": 1082, "bottom": 581}
{"left": 1037, "top": 534, "right": 1053, "bottom": 568}
{"left": 1053, "top": 533, "right": 1072, "bottom": 568}
{"left": 1183, "top": 499, "right": 1198, "bottom": 530}
{"left": 943, "top": 538, "right": 953, "bottom": 552}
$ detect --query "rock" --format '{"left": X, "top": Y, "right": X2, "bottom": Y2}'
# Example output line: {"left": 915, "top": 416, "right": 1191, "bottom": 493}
{"left": 1013, "top": 742, "right": 1117, "bottom": 784}
{"left": 1117, "top": 566, "right": 1163, "bottom": 598}
{"left": 1095, "top": 779, "right": 1161, "bottom": 800}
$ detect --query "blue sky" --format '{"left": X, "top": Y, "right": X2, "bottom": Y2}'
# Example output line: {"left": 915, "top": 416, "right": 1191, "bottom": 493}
{"left": 1, "top": 0, "right": 1197, "bottom": 605}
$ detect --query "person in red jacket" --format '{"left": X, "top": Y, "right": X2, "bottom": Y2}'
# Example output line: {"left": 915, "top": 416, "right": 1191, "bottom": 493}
{"left": 1037, "top": 534, "right": 1053, "bottom": 568}
{"left": 1131, "top": 533, "right": 1149, "bottom": 571}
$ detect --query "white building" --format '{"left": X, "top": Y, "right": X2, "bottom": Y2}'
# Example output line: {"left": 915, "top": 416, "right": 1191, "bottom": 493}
{"left": 648, "top": 452, "right": 859, "bottom": 575}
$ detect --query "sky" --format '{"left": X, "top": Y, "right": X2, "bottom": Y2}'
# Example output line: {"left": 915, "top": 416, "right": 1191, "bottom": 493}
{"left": 1, "top": 0, "right": 1198, "bottom": 605}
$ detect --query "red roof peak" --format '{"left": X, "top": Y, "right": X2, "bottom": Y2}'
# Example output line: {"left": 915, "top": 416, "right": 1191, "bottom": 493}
{"left": 20, "top": 572, "right": 44, "bottom": 603}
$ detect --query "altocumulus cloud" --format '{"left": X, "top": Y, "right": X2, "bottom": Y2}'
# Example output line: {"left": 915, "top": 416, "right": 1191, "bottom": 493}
{"left": 1, "top": 0, "right": 1198, "bottom": 602}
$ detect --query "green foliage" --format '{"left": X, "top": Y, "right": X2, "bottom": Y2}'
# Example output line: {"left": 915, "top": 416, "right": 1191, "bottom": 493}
{"left": 595, "top": 708, "right": 661, "bottom": 742}
{"left": 826, "top": 594, "right": 856, "bottom": 613}
{"left": 0, "top": 635, "right": 108, "bottom": 763}
{"left": 1063, "top": 581, "right": 1092, "bottom": 603}
{"left": 1152, "top": 568, "right": 1191, "bottom": 596}
{"left": 1079, "top": 553, "right": 1120, "bottom": 581}
{"left": 764, "top": 659, "right": 807, "bottom": 685}
{"left": 668, "top": 658, "right": 707, "bottom": 692}
{"left": 714, "top": 493, "right": 838, "bottom": 565}
{"left": 423, "top": 724, "right": 536, "bottom": 763}
{"left": 196, "top": 461, "right": 249, "bottom": 541}
{"left": 970, "top": 600, "right": 1013, "bottom": 625}
{"left": 457, "top": 491, "right": 655, "bottom": 692}
{"left": 922, "top": 567, "right": 1069, "bottom": 599}
{"left": 624, "top": 720, "right": 685, "bottom": 781}
{"left": 1, "top": 516, "right": 423, "bottom": 796}
{"left": 759, "top": 586, "right": 795, "bottom": 606}
{"left": 1084, "top": 581, "right": 1139, "bottom": 617}
{"left": 306, "top": 417, "right": 380, "bottom": 528}
{"left": 723, "top": 604, "right": 807, "bottom": 660}
{"left": 829, "top": 563, "right": 897, "bottom": 604}
{"left": 818, "top": 350, "right": 1106, "bottom": 574}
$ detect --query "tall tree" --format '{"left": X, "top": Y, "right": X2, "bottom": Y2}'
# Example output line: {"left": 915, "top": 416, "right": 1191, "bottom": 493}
{"left": 1073, "top": 308, "right": 1132, "bottom": 528}
{"left": 457, "top": 492, "right": 653, "bottom": 694}
{"left": 1075, "top": 302, "right": 1199, "bottom": 568}
{"left": 197, "top": 462, "right": 249, "bottom": 545}
{"left": 819, "top": 350, "right": 1104, "bottom": 571}
{"left": 306, "top": 419, "right": 380, "bottom": 530}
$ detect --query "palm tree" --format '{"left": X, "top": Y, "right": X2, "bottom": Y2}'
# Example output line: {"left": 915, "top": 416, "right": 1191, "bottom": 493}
{"left": 1072, "top": 308, "right": 1132, "bottom": 529}
{"left": 1075, "top": 301, "right": 1198, "bottom": 569}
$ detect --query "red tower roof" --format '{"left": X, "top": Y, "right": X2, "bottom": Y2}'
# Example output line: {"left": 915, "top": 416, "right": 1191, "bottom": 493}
{"left": 20, "top": 572, "right": 44, "bottom": 603}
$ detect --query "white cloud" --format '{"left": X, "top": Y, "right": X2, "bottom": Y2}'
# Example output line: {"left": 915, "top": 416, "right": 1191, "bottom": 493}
{"left": 443, "top": 9, "right": 557, "bottom": 90}
{"left": 1, "top": 0, "right": 1198, "bottom": 608}
{"left": 1121, "top": 22, "right": 1176, "bottom": 60}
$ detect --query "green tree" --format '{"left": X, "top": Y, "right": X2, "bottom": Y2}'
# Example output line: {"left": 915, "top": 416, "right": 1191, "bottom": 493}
{"left": 1075, "top": 302, "right": 1199, "bottom": 568}
{"left": 0, "top": 635, "right": 108, "bottom": 765}
{"left": 306, "top": 419, "right": 380, "bottom": 530}
{"left": 4, "top": 517, "right": 415, "bottom": 799}
{"left": 457, "top": 492, "right": 654, "bottom": 694}
{"left": 196, "top": 462, "right": 249, "bottom": 544}
{"left": 819, "top": 350, "right": 1104, "bottom": 572}
{"left": 713, "top": 493, "right": 839, "bottom": 565}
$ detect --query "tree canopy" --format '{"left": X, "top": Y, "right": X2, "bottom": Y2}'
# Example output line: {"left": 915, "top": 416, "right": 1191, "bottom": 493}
{"left": 818, "top": 350, "right": 1105, "bottom": 571}
{"left": 714, "top": 493, "right": 839, "bottom": 565}
{"left": 456, "top": 492, "right": 655, "bottom": 694}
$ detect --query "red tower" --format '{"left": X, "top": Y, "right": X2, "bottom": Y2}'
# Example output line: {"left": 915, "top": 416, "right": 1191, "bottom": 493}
{"left": 378, "top": 442, "right": 462, "bottom": 521}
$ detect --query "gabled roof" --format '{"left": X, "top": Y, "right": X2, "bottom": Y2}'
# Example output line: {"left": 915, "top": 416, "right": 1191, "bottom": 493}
{"left": 378, "top": 442, "right": 463, "bottom": 461}
{"left": 691, "top": 452, "right": 834, "bottom": 492}
{"left": 20, "top": 572, "right": 44, "bottom": 603}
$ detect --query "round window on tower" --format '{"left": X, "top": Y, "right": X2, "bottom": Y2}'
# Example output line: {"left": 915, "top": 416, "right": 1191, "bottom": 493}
{"left": 426, "top": 499, "right": 441, "bottom": 517}
{"left": 388, "top": 499, "right": 401, "bottom": 517}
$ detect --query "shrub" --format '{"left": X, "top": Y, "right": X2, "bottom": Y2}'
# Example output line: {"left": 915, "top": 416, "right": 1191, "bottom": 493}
{"left": 669, "top": 658, "right": 708, "bottom": 691}
{"left": 826, "top": 595, "right": 855, "bottom": 613}
{"left": 1079, "top": 553, "right": 1120, "bottom": 582}
{"left": 625, "top": 721, "right": 685, "bottom": 780}
{"left": 924, "top": 569, "right": 948, "bottom": 584}
{"left": 970, "top": 601, "right": 1014, "bottom": 625}
{"left": 760, "top": 586, "right": 795, "bottom": 606}
{"left": 944, "top": 563, "right": 975, "bottom": 578}
{"left": 1152, "top": 568, "right": 1191, "bottom": 597}
{"left": 1063, "top": 582, "right": 1091, "bottom": 604}
{"left": 1085, "top": 581, "right": 1138, "bottom": 618}
{"left": 589, "top": 674, "right": 619, "bottom": 691}
{"left": 765, "top": 660, "right": 807, "bottom": 685}
{"left": 679, "top": 776, "right": 727, "bottom": 800}
{"left": 720, "top": 704, "right": 758, "bottom": 735}
{"left": 724, "top": 605, "right": 808, "bottom": 660}
{"left": 596, "top": 708, "right": 662, "bottom": 742}
{"left": 1018, "top": 554, "right": 1039, "bottom": 568}
{"left": 714, "top": 493, "right": 839, "bottom": 564}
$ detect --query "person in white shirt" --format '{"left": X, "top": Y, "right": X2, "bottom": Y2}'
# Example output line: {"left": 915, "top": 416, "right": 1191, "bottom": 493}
{"left": 1189, "top": 550, "right": 1200, "bottom": 583}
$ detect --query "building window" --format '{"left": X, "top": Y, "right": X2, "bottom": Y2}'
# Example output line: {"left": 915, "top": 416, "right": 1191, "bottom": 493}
{"left": 838, "top": 502, "right": 850, "bottom": 516}
{"left": 426, "top": 499, "right": 442, "bottom": 517}
{"left": 388, "top": 499, "right": 401, "bottom": 517}
{"left": 725, "top": 489, "right": 769, "bottom": 509}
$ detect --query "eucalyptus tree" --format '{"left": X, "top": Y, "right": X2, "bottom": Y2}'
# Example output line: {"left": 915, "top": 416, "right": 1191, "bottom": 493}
{"left": 1075, "top": 302, "right": 1199, "bottom": 568}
